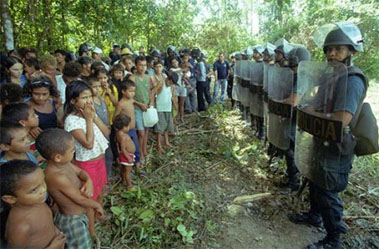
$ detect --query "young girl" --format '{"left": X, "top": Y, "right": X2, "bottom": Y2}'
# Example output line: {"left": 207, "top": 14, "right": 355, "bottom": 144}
{"left": 114, "top": 114, "right": 136, "bottom": 189}
{"left": 170, "top": 58, "right": 187, "bottom": 122}
{"left": 152, "top": 72, "right": 178, "bottom": 153}
{"left": 95, "top": 68, "right": 118, "bottom": 123}
{"left": 87, "top": 77, "right": 114, "bottom": 178}
{"left": 1, "top": 56, "right": 26, "bottom": 86}
{"left": 63, "top": 80, "right": 110, "bottom": 236}
{"left": 24, "top": 75, "right": 59, "bottom": 130}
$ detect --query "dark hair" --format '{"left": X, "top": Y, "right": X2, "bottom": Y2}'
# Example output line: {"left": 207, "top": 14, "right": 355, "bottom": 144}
{"left": 91, "top": 61, "right": 105, "bottom": 73}
{"left": 24, "top": 57, "right": 40, "bottom": 71}
{"left": 167, "top": 72, "right": 179, "bottom": 85}
{"left": 0, "top": 160, "right": 38, "bottom": 196}
{"left": 36, "top": 128, "right": 73, "bottom": 160}
{"left": 146, "top": 56, "right": 154, "bottom": 64}
{"left": 1, "top": 102, "right": 32, "bottom": 124}
{"left": 87, "top": 76, "right": 100, "bottom": 86}
{"left": 135, "top": 56, "right": 146, "bottom": 65}
{"left": 0, "top": 121, "right": 25, "bottom": 145}
{"left": 94, "top": 68, "right": 108, "bottom": 78}
{"left": 0, "top": 83, "right": 23, "bottom": 105}
{"left": 170, "top": 57, "right": 178, "bottom": 64}
{"left": 63, "top": 61, "right": 82, "bottom": 78}
{"left": 120, "top": 79, "right": 136, "bottom": 91}
{"left": 113, "top": 114, "right": 131, "bottom": 130}
{"left": 23, "top": 75, "right": 59, "bottom": 98}
{"left": 153, "top": 60, "right": 163, "bottom": 67}
{"left": 64, "top": 80, "right": 93, "bottom": 116}
{"left": 77, "top": 56, "right": 93, "bottom": 66}
{"left": 3, "top": 56, "right": 23, "bottom": 71}
{"left": 54, "top": 49, "right": 66, "bottom": 57}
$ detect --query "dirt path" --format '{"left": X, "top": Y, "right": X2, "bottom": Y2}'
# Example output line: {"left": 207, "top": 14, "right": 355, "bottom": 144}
{"left": 173, "top": 107, "right": 324, "bottom": 249}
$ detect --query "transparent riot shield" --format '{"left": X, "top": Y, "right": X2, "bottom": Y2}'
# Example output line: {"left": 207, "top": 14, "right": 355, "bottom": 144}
{"left": 295, "top": 61, "right": 348, "bottom": 188}
{"left": 238, "top": 60, "right": 251, "bottom": 107}
{"left": 263, "top": 64, "right": 272, "bottom": 128}
{"left": 232, "top": 61, "right": 241, "bottom": 101}
{"left": 248, "top": 62, "right": 264, "bottom": 117}
{"left": 267, "top": 66, "right": 294, "bottom": 150}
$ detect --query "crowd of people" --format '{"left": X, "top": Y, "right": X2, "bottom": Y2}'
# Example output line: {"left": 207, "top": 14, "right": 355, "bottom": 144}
{"left": 0, "top": 21, "right": 371, "bottom": 249}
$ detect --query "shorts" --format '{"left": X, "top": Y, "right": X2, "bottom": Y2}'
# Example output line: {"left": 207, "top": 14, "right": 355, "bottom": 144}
{"left": 54, "top": 212, "right": 92, "bottom": 249}
{"left": 135, "top": 108, "right": 145, "bottom": 131}
{"left": 175, "top": 85, "right": 187, "bottom": 97}
{"left": 119, "top": 153, "right": 135, "bottom": 166}
{"left": 128, "top": 128, "right": 141, "bottom": 164}
{"left": 154, "top": 112, "right": 175, "bottom": 134}
{"left": 74, "top": 157, "right": 107, "bottom": 200}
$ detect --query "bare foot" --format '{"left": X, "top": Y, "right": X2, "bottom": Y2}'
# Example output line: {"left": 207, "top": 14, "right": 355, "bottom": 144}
{"left": 158, "top": 146, "right": 166, "bottom": 154}
{"left": 164, "top": 142, "right": 173, "bottom": 148}
{"left": 127, "top": 184, "right": 134, "bottom": 190}
{"left": 143, "top": 150, "right": 148, "bottom": 157}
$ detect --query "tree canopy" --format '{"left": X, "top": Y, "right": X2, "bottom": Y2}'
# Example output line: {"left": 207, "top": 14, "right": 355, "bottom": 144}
{"left": 1, "top": 0, "right": 378, "bottom": 78}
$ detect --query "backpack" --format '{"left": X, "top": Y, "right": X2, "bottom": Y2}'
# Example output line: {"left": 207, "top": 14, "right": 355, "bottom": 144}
{"left": 348, "top": 67, "right": 379, "bottom": 156}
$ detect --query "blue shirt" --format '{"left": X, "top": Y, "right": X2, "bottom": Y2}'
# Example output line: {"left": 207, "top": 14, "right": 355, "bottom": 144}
{"left": 196, "top": 61, "right": 206, "bottom": 82}
{"left": 213, "top": 60, "right": 229, "bottom": 80}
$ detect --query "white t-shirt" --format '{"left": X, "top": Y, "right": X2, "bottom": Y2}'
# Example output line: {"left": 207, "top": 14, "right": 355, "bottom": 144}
{"left": 56, "top": 75, "right": 66, "bottom": 104}
{"left": 64, "top": 114, "right": 109, "bottom": 161}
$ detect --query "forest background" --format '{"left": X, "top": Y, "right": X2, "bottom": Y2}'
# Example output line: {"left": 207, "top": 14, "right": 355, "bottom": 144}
{"left": 1, "top": 0, "right": 378, "bottom": 80}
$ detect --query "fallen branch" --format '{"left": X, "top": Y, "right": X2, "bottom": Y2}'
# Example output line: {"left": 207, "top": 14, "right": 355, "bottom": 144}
{"left": 233, "top": 193, "right": 272, "bottom": 204}
{"left": 179, "top": 128, "right": 222, "bottom": 136}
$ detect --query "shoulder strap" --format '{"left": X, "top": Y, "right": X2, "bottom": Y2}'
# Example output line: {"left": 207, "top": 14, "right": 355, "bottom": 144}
{"left": 348, "top": 66, "right": 369, "bottom": 129}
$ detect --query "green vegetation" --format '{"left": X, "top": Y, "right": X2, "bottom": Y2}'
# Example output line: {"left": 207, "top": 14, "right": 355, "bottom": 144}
{"left": 2, "top": 0, "right": 378, "bottom": 79}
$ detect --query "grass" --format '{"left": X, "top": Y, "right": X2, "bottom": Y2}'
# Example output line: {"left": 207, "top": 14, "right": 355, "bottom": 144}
{"left": 96, "top": 85, "right": 379, "bottom": 248}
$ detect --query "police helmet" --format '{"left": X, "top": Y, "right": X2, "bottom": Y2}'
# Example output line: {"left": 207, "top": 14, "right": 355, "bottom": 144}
{"left": 191, "top": 48, "right": 201, "bottom": 60}
{"left": 288, "top": 47, "right": 311, "bottom": 67}
{"left": 253, "top": 45, "right": 264, "bottom": 55}
{"left": 78, "top": 43, "right": 91, "bottom": 55}
{"left": 274, "top": 38, "right": 293, "bottom": 58}
{"left": 314, "top": 22, "right": 364, "bottom": 53}
{"left": 167, "top": 45, "right": 176, "bottom": 54}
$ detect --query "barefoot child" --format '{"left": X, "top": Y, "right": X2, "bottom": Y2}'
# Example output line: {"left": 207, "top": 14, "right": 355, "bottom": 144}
{"left": 113, "top": 114, "right": 136, "bottom": 189}
{"left": 152, "top": 72, "right": 178, "bottom": 153}
{"left": 113, "top": 80, "right": 141, "bottom": 171}
{"left": 36, "top": 128, "right": 104, "bottom": 248}
{"left": 133, "top": 56, "right": 152, "bottom": 160}
{"left": 63, "top": 80, "right": 110, "bottom": 237}
{"left": 0, "top": 160, "right": 66, "bottom": 248}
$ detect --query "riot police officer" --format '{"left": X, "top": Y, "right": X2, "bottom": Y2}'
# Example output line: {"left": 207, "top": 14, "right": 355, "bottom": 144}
{"left": 279, "top": 47, "right": 311, "bottom": 192}
{"left": 290, "top": 22, "right": 367, "bottom": 249}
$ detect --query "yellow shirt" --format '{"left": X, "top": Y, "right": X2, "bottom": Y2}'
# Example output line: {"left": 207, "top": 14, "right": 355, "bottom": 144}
{"left": 100, "top": 84, "right": 118, "bottom": 124}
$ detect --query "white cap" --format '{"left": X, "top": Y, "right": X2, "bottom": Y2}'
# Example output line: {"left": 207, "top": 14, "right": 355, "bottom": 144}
{"left": 92, "top": 47, "right": 103, "bottom": 54}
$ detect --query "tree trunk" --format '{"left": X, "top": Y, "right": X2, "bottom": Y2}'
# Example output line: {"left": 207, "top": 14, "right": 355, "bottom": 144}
{"left": 0, "top": 0, "right": 14, "bottom": 51}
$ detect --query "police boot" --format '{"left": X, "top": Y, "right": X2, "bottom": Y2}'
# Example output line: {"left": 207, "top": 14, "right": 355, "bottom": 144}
{"left": 306, "top": 235, "right": 342, "bottom": 249}
{"left": 289, "top": 212, "right": 323, "bottom": 228}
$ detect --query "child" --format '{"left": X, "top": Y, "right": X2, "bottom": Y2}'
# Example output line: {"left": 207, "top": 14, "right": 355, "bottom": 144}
{"left": 153, "top": 72, "right": 178, "bottom": 153}
{"left": 0, "top": 160, "right": 66, "bottom": 249}
{"left": 120, "top": 55, "right": 134, "bottom": 76}
{"left": 171, "top": 58, "right": 188, "bottom": 122}
{"left": 114, "top": 114, "right": 136, "bottom": 189}
{"left": 36, "top": 128, "right": 104, "bottom": 248}
{"left": 63, "top": 80, "right": 109, "bottom": 236}
{"left": 110, "top": 63, "right": 125, "bottom": 99}
{"left": 0, "top": 83, "right": 23, "bottom": 117}
{"left": 0, "top": 122, "right": 38, "bottom": 165}
{"left": 23, "top": 57, "right": 41, "bottom": 80}
{"left": 149, "top": 60, "right": 167, "bottom": 105}
{"left": 87, "top": 77, "right": 114, "bottom": 178}
{"left": 95, "top": 68, "right": 118, "bottom": 123}
{"left": 24, "top": 75, "right": 59, "bottom": 130}
{"left": 113, "top": 80, "right": 141, "bottom": 171}
{"left": 133, "top": 56, "right": 152, "bottom": 160}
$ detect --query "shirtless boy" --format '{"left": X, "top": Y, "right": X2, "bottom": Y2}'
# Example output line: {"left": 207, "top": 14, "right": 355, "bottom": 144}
{"left": 0, "top": 160, "right": 66, "bottom": 249}
{"left": 113, "top": 114, "right": 136, "bottom": 189}
{"left": 114, "top": 80, "right": 141, "bottom": 171}
{"left": 36, "top": 128, "right": 104, "bottom": 248}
